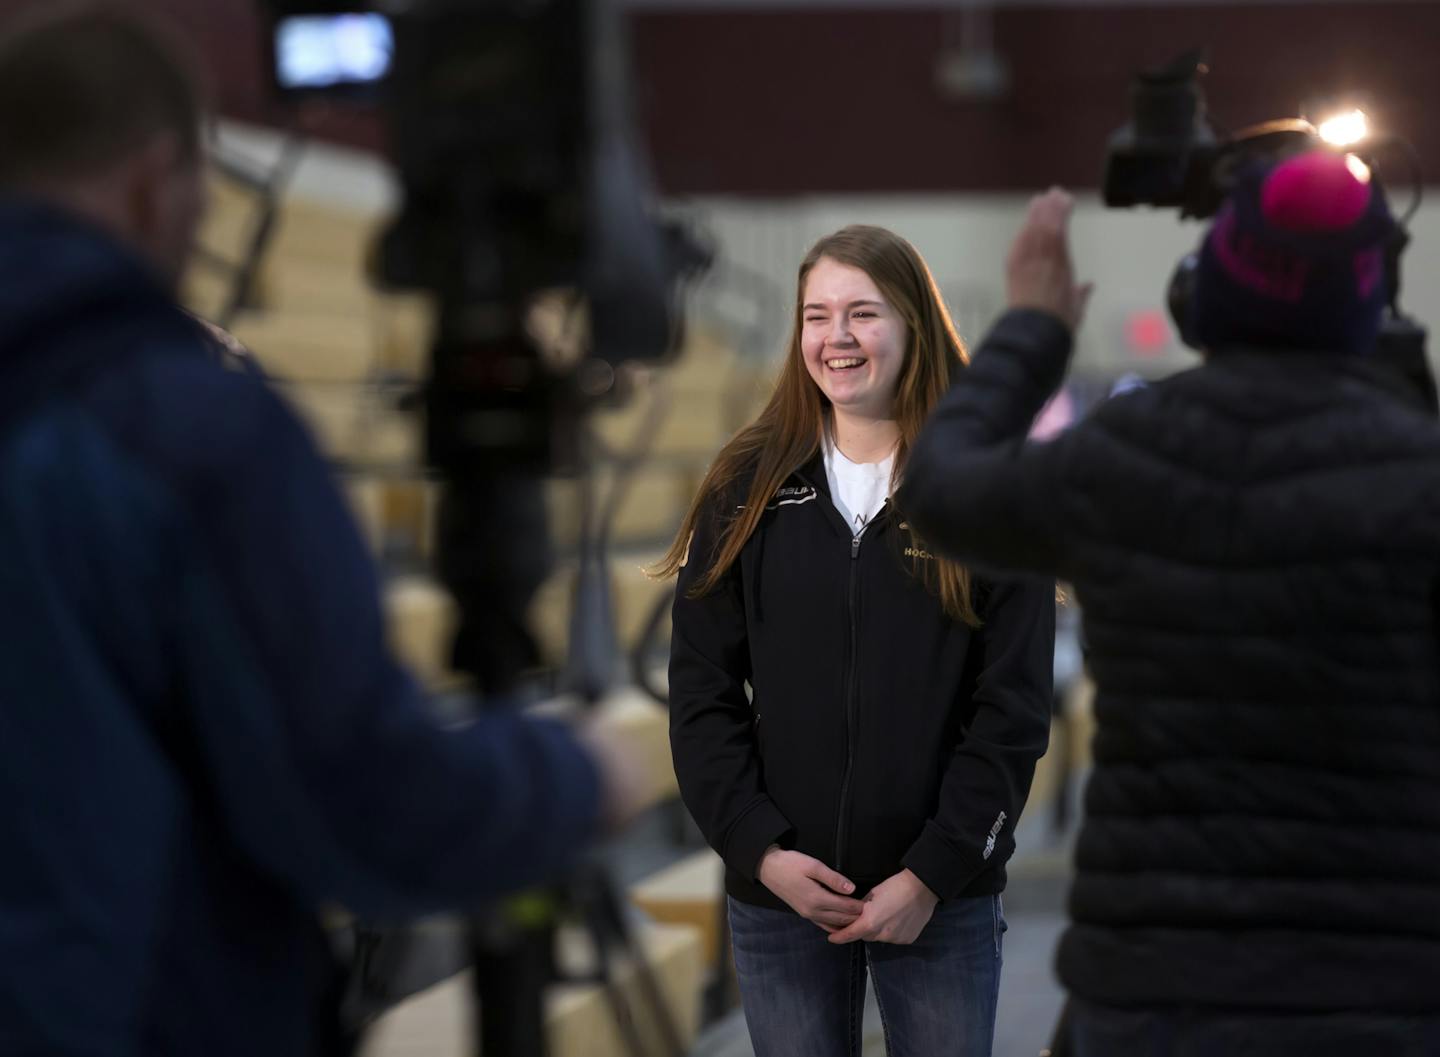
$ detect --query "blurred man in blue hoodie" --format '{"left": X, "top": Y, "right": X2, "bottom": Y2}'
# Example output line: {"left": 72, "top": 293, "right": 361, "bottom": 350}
{"left": 0, "top": 6, "right": 639, "bottom": 1055}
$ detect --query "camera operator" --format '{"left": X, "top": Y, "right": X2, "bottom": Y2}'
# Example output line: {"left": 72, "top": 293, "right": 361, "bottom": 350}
{"left": 0, "top": 6, "right": 647, "bottom": 1055}
{"left": 897, "top": 153, "right": 1440, "bottom": 1055}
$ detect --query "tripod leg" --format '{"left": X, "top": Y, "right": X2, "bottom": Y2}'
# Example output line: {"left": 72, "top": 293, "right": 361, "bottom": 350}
{"left": 589, "top": 938, "right": 657, "bottom": 1057}
{"left": 573, "top": 867, "right": 688, "bottom": 1057}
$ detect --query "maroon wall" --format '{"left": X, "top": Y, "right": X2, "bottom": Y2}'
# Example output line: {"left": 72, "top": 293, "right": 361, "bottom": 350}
{"left": 2, "top": 1, "right": 1437, "bottom": 195}
{"left": 631, "top": 4, "right": 1440, "bottom": 193}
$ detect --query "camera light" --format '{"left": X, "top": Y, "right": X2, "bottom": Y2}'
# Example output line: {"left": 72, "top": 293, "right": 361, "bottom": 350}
{"left": 1318, "top": 109, "right": 1369, "bottom": 148}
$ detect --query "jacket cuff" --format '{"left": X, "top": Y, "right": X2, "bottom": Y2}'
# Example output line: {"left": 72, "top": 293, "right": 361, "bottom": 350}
{"left": 902, "top": 821, "right": 990, "bottom": 902}
{"left": 986, "top": 308, "right": 1073, "bottom": 381}
{"left": 992, "top": 306, "right": 1074, "bottom": 343}
{"left": 723, "top": 798, "right": 795, "bottom": 881}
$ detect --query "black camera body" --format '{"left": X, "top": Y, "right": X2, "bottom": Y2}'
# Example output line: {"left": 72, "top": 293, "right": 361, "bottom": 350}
{"left": 1102, "top": 49, "right": 1321, "bottom": 220}
{"left": 262, "top": 0, "right": 701, "bottom": 475}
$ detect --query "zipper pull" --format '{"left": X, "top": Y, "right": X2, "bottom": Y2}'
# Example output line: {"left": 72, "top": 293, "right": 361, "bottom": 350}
{"left": 851, "top": 537, "right": 860, "bottom": 559}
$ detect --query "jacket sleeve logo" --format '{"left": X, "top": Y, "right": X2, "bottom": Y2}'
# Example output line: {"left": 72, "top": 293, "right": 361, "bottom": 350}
{"left": 983, "top": 811, "right": 1007, "bottom": 860}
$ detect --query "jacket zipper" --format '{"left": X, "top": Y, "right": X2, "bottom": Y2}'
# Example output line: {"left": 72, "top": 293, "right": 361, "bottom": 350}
{"left": 834, "top": 532, "right": 861, "bottom": 872}
{"left": 790, "top": 462, "right": 881, "bottom": 875}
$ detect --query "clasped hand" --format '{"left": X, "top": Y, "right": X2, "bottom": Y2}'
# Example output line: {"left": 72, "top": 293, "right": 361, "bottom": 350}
{"left": 757, "top": 847, "right": 939, "bottom": 945}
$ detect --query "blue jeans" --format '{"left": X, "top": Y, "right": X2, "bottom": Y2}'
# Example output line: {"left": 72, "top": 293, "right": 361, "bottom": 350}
{"left": 728, "top": 894, "right": 1005, "bottom": 1057}
{"left": 1069, "top": 1000, "right": 1440, "bottom": 1057}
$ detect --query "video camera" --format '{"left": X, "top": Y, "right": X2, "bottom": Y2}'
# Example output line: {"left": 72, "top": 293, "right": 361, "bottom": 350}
{"left": 1101, "top": 49, "right": 1326, "bottom": 220}
{"left": 1101, "top": 49, "right": 1433, "bottom": 408}
{"left": 263, "top": 0, "right": 708, "bottom": 477}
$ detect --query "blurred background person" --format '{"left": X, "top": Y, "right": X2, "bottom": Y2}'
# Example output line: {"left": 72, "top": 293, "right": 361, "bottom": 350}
{"left": 659, "top": 225, "right": 1054, "bottom": 1056}
{"left": 0, "top": 7, "right": 645, "bottom": 1055}
{"left": 899, "top": 155, "right": 1440, "bottom": 1056}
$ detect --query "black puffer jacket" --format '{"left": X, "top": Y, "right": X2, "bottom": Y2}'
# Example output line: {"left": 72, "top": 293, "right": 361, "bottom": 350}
{"left": 899, "top": 308, "right": 1440, "bottom": 1012}
{"left": 669, "top": 451, "right": 1054, "bottom": 911}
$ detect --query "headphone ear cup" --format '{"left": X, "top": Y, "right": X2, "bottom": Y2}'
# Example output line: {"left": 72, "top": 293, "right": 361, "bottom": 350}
{"left": 1168, "top": 252, "right": 1203, "bottom": 352}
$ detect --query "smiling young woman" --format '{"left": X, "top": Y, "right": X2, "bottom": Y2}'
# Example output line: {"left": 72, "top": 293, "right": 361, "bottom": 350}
{"left": 655, "top": 225, "right": 1056, "bottom": 1057}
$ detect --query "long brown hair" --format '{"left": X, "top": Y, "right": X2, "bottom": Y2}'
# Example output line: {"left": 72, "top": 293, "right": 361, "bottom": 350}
{"left": 654, "top": 225, "right": 978, "bottom": 625}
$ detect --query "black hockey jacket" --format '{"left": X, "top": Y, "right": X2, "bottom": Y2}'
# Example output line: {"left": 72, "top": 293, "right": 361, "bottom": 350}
{"left": 669, "top": 450, "right": 1054, "bottom": 910}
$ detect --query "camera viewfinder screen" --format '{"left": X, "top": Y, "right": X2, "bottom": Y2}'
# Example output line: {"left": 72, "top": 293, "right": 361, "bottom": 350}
{"left": 276, "top": 14, "right": 394, "bottom": 90}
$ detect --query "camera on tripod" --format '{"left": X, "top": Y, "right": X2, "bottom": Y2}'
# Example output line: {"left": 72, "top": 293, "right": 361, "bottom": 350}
{"left": 256, "top": 7, "right": 703, "bottom": 1057}
{"left": 263, "top": 0, "right": 707, "bottom": 477}
{"left": 1101, "top": 48, "right": 1431, "bottom": 407}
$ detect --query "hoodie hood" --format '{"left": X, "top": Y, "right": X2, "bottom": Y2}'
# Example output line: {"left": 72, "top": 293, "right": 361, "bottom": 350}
{"left": 0, "top": 196, "right": 189, "bottom": 431}
{"left": 0, "top": 196, "right": 172, "bottom": 359}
